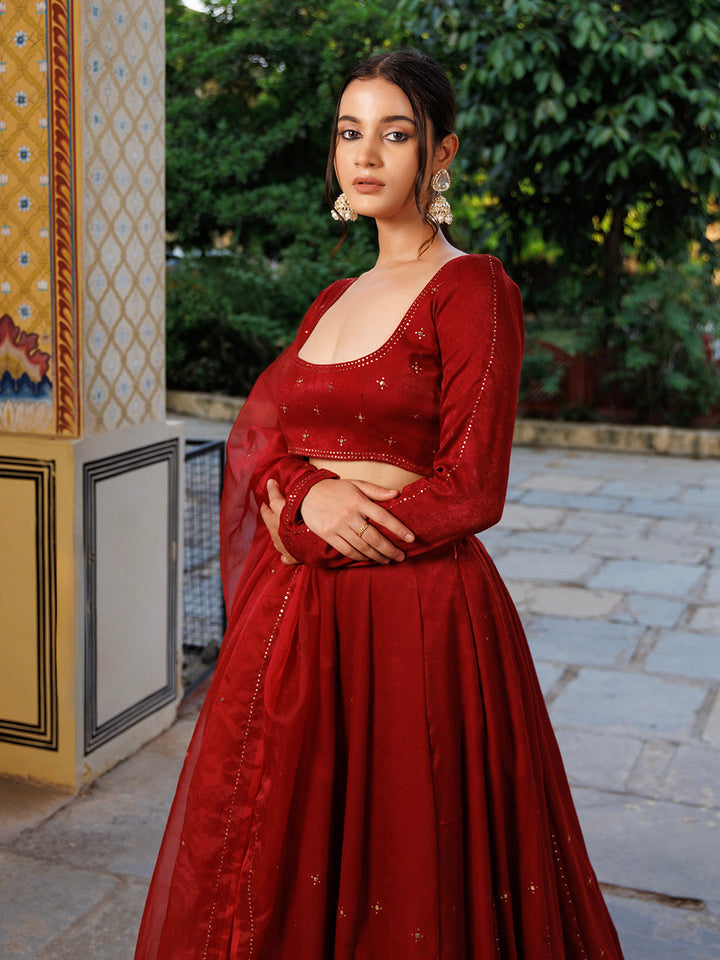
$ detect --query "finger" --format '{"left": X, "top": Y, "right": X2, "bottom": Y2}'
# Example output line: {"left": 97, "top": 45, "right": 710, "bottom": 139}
{"left": 326, "top": 534, "right": 371, "bottom": 563}
{"left": 341, "top": 519, "right": 402, "bottom": 563}
{"left": 266, "top": 478, "right": 286, "bottom": 510}
{"left": 352, "top": 525, "right": 405, "bottom": 563}
{"left": 349, "top": 479, "right": 399, "bottom": 500}
{"left": 363, "top": 502, "right": 415, "bottom": 543}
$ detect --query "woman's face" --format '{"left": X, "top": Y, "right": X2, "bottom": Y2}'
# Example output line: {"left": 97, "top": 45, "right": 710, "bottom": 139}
{"left": 334, "top": 77, "right": 429, "bottom": 223}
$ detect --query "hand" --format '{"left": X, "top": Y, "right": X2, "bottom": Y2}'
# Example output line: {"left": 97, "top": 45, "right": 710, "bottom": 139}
{"left": 299, "top": 478, "right": 415, "bottom": 564}
{"left": 261, "top": 480, "right": 299, "bottom": 565}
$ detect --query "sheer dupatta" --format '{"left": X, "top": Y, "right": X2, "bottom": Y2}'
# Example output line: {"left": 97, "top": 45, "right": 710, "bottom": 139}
{"left": 220, "top": 347, "right": 338, "bottom": 617}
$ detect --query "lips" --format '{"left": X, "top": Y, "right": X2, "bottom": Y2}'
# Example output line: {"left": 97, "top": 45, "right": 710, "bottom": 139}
{"left": 353, "top": 176, "right": 385, "bottom": 194}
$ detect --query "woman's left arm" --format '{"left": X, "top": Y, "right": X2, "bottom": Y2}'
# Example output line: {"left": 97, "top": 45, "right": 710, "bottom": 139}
{"left": 278, "top": 255, "right": 524, "bottom": 564}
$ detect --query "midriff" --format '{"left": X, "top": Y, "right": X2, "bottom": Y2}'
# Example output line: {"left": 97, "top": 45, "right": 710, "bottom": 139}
{"left": 309, "top": 457, "right": 424, "bottom": 492}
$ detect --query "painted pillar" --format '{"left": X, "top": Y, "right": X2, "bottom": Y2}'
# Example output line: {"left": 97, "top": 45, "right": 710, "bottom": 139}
{"left": 0, "top": 0, "right": 183, "bottom": 788}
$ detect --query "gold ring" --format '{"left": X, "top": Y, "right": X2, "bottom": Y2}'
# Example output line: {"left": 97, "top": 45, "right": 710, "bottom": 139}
{"left": 354, "top": 520, "right": 369, "bottom": 538}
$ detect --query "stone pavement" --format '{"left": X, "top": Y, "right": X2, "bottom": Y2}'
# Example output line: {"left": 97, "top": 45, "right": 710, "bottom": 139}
{"left": 1, "top": 425, "right": 719, "bottom": 958}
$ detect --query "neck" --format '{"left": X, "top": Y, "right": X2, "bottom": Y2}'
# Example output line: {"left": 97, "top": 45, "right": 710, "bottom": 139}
{"left": 373, "top": 209, "right": 447, "bottom": 268}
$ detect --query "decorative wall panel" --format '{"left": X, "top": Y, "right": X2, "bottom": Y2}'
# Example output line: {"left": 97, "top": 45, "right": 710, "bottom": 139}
{"left": 83, "top": 438, "right": 178, "bottom": 753}
{"left": 0, "top": 456, "right": 57, "bottom": 749}
{"left": 0, "top": 0, "right": 79, "bottom": 435}
{"left": 81, "top": 0, "right": 165, "bottom": 433}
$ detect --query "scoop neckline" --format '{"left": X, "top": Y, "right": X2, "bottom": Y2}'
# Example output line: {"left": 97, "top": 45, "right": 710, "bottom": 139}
{"left": 295, "top": 253, "right": 473, "bottom": 369}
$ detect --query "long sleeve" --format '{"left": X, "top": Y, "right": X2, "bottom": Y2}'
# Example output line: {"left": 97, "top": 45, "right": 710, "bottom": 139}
{"left": 277, "top": 255, "right": 524, "bottom": 565}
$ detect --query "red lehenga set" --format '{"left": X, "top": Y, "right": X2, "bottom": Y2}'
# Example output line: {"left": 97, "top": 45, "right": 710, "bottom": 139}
{"left": 135, "top": 255, "right": 624, "bottom": 959}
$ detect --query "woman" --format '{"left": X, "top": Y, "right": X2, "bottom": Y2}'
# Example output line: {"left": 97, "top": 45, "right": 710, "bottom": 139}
{"left": 136, "top": 50, "right": 625, "bottom": 959}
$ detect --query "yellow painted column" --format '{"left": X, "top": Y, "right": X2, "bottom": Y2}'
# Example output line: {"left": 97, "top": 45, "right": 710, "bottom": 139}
{"left": 0, "top": 0, "right": 182, "bottom": 789}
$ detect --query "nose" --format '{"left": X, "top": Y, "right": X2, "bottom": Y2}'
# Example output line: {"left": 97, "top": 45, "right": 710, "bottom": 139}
{"left": 354, "top": 141, "right": 380, "bottom": 169}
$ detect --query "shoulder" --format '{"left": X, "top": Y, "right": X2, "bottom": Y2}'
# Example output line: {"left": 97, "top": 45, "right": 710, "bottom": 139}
{"left": 438, "top": 253, "right": 519, "bottom": 295}
{"left": 309, "top": 276, "right": 355, "bottom": 313}
{"left": 433, "top": 254, "right": 523, "bottom": 321}
{"left": 296, "top": 276, "right": 354, "bottom": 340}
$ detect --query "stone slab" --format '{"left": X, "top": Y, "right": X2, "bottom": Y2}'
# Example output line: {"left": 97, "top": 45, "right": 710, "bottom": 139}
{"left": 614, "top": 594, "right": 686, "bottom": 628}
{"left": 702, "top": 568, "right": 720, "bottom": 603}
{"left": 553, "top": 727, "right": 642, "bottom": 791}
{"left": 520, "top": 489, "right": 625, "bottom": 512}
{"left": 0, "top": 849, "right": 118, "bottom": 959}
{"left": 37, "top": 877, "right": 148, "bottom": 960}
{"left": 598, "top": 479, "right": 684, "bottom": 500}
{"left": 623, "top": 498, "right": 710, "bottom": 521}
{"left": 702, "top": 691, "right": 720, "bottom": 749}
{"left": 661, "top": 745, "right": 720, "bottom": 807}
{"left": 572, "top": 788, "right": 720, "bottom": 902}
{"left": 517, "top": 473, "right": 606, "bottom": 494}
{"left": 693, "top": 522, "right": 720, "bottom": 547}
{"left": 550, "top": 669, "right": 707, "bottom": 739}
{"left": 526, "top": 616, "right": 642, "bottom": 668}
{"left": 626, "top": 740, "right": 678, "bottom": 795}
{"left": 497, "top": 503, "right": 564, "bottom": 531}
{"left": 532, "top": 661, "right": 565, "bottom": 696}
{"left": 529, "top": 585, "right": 623, "bottom": 619}
{"left": 649, "top": 519, "right": 700, "bottom": 540}
{"left": 581, "top": 533, "right": 709, "bottom": 565}
{"left": 475, "top": 529, "right": 512, "bottom": 555}
{"left": 588, "top": 560, "right": 705, "bottom": 598}
{"left": 687, "top": 606, "right": 720, "bottom": 632}
{"left": 493, "top": 549, "right": 598, "bottom": 584}
{"left": 560, "top": 511, "right": 653, "bottom": 536}
{"left": 645, "top": 631, "right": 720, "bottom": 681}
{"left": 604, "top": 893, "right": 720, "bottom": 960}
{"left": 0, "top": 778, "right": 72, "bottom": 844}
{"left": 502, "top": 579, "right": 535, "bottom": 610}
{"left": 680, "top": 486, "right": 720, "bottom": 507}
{"left": 483, "top": 529, "right": 588, "bottom": 553}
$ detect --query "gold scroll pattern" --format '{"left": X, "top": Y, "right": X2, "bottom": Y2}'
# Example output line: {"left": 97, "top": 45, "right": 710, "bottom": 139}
{"left": 48, "top": 0, "right": 80, "bottom": 435}
{"left": 81, "top": 0, "right": 165, "bottom": 433}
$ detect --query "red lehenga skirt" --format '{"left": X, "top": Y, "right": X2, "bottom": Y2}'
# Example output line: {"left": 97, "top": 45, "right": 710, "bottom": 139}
{"left": 135, "top": 529, "right": 624, "bottom": 960}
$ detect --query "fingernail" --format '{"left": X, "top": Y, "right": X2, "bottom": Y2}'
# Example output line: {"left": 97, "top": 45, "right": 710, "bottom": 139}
{"left": 404, "top": 533, "right": 414, "bottom": 541}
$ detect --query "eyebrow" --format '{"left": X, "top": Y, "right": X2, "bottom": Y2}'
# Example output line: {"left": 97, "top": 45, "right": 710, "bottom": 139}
{"left": 338, "top": 114, "right": 416, "bottom": 125}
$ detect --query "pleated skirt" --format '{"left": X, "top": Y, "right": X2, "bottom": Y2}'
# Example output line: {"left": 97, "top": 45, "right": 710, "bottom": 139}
{"left": 135, "top": 535, "right": 624, "bottom": 960}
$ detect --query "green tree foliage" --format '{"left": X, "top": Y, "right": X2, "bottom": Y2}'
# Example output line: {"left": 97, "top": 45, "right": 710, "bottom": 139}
{"left": 165, "top": 0, "right": 720, "bottom": 423}
{"left": 165, "top": 0, "right": 404, "bottom": 395}
{"left": 397, "top": 0, "right": 720, "bottom": 277}
{"left": 166, "top": 0, "right": 395, "bottom": 266}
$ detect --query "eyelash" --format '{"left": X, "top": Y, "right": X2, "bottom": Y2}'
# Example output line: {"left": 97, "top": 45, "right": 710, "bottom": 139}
{"left": 338, "top": 129, "right": 410, "bottom": 143}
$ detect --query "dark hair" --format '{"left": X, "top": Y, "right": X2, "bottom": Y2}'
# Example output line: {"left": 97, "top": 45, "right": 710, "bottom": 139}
{"left": 325, "top": 49, "right": 457, "bottom": 252}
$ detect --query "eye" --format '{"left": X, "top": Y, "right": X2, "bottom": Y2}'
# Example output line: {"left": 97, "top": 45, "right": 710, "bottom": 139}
{"left": 339, "top": 128, "right": 361, "bottom": 140}
{"left": 386, "top": 130, "right": 410, "bottom": 143}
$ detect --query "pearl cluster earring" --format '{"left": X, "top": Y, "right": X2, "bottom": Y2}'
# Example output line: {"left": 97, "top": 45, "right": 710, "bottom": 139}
{"left": 331, "top": 194, "right": 358, "bottom": 222}
{"left": 428, "top": 168, "right": 453, "bottom": 224}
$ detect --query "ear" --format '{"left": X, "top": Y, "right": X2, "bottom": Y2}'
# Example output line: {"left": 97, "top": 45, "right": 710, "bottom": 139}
{"left": 432, "top": 132, "right": 459, "bottom": 172}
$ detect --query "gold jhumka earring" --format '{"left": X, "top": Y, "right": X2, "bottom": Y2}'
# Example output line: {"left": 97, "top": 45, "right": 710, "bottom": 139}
{"left": 331, "top": 194, "right": 358, "bottom": 222}
{"left": 428, "top": 169, "right": 453, "bottom": 225}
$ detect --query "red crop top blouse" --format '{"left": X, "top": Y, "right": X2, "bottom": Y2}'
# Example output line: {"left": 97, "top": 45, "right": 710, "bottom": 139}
{"left": 277, "top": 254, "right": 522, "bottom": 477}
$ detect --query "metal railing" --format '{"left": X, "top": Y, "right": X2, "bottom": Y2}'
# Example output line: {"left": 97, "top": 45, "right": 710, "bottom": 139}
{"left": 183, "top": 439, "right": 226, "bottom": 653}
